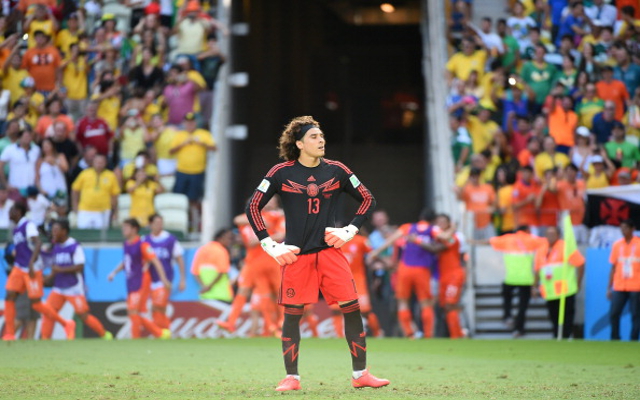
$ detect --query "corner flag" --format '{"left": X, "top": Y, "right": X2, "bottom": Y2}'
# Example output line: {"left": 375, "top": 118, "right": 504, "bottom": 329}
{"left": 558, "top": 213, "right": 577, "bottom": 340}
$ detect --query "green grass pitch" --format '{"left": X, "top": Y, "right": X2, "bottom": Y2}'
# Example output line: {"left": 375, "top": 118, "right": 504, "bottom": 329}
{"left": 1, "top": 338, "right": 639, "bottom": 399}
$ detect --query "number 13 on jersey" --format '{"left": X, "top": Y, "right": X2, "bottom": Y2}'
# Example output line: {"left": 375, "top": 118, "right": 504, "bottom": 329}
{"left": 307, "top": 198, "right": 320, "bottom": 214}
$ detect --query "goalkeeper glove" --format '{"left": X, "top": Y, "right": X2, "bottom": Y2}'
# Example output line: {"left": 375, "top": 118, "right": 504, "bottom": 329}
{"left": 260, "top": 237, "right": 300, "bottom": 265}
{"left": 324, "top": 225, "right": 358, "bottom": 248}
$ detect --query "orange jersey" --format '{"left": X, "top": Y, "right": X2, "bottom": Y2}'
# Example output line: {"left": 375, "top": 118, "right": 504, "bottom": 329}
{"left": 461, "top": 183, "right": 496, "bottom": 229}
{"left": 596, "top": 80, "right": 629, "bottom": 121}
{"left": 538, "top": 187, "right": 561, "bottom": 227}
{"left": 534, "top": 239, "right": 585, "bottom": 272}
{"left": 556, "top": 179, "right": 586, "bottom": 225}
{"left": 490, "top": 230, "right": 546, "bottom": 254}
{"left": 438, "top": 233, "right": 464, "bottom": 281}
{"left": 512, "top": 179, "right": 541, "bottom": 226}
{"left": 609, "top": 236, "right": 640, "bottom": 292}
{"left": 239, "top": 210, "right": 285, "bottom": 265}
{"left": 341, "top": 234, "right": 371, "bottom": 287}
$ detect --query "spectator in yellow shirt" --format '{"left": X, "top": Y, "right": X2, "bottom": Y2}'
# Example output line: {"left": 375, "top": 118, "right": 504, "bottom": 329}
{"left": 446, "top": 37, "right": 488, "bottom": 84}
{"left": 2, "top": 37, "right": 30, "bottom": 104}
{"left": 18, "top": 77, "right": 45, "bottom": 128}
{"left": 534, "top": 137, "right": 570, "bottom": 179}
{"left": 92, "top": 71, "right": 122, "bottom": 131}
{"left": 125, "top": 168, "right": 163, "bottom": 227}
{"left": 71, "top": 154, "right": 120, "bottom": 229}
{"left": 55, "top": 12, "right": 84, "bottom": 57}
{"left": 24, "top": 5, "right": 58, "bottom": 49}
{"left": 467, "top": 107, "right": 501, "bottom": 154}
{"left": 61, "top": 43, "right": 89, "bottom": 121}
{"left": 148, "top": 114, "right": 178, "bottom": 176}
{"left": 121, "top": 150, "right": 159, "bottom": 183}
{"left": 170, "top": 112, "right": 216, "bottom": 230}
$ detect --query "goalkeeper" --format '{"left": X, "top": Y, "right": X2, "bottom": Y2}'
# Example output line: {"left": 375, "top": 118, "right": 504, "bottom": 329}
{"left": 245, "top": 116, "right": 390, "bottom": 392}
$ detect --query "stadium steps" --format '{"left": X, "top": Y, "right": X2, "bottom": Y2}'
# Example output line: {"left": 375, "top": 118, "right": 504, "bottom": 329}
{"left": 473, "top": 285, "right": 554, "bottom": 340}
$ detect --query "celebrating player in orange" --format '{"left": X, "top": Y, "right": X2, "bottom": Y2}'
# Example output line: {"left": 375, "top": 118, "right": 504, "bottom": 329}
{"left": 108, "top": 219, "right": 171, "bottom": 339}
{"left": 435, "top": 214, "right": 467, "bottom": 339}
{"left": 143, "top": 214, "right": 187, "bottom": 330}
{"left": 3, "top": 204, "right": 75, "bottom": 341}
{"left": 368, "top": 208, "right": 445, "bottom": 339}
{"left": 339, "top": 231, "right": 381, "bottom": 338}
{"left": 218, "top": 197, "right": 284, "bottom": 335}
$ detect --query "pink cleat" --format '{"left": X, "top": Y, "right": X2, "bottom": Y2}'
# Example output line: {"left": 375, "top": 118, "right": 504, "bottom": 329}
{"left": 2, "top": 333, "right": 16, "bottom": 341}
{"left": 275, "top": 376, "right": 301, "bottom": 392}
{"left": 352, "top": 370, "right": 390, "bottom": 389}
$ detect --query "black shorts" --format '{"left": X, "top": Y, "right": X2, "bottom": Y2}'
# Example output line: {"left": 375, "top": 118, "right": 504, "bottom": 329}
{"left": 160, "top": 15, "right": 173, "bottom": 29}
{"left": 173, "top": 171, "right": 205, "bottom": 201}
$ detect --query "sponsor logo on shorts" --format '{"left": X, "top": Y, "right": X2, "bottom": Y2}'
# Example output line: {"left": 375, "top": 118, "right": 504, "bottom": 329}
{"left": 286, "top": 288, "right": 295, "bottom": 298}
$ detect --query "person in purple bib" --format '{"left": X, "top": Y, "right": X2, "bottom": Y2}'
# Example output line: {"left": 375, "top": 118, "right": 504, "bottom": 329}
{"left": 41, "top": 219, "right": 113, "bottom": 340}
{"left": 142, "top": 213, "right": 186, "bottom": 330}
{"left": 108, "top": 218, "right": 171, "bottom": 339}
{"left": 3, "top": 203, "right": 75, "bottom": 341}
{"left": 368, "top": 209, "right": 447, "bottom": 339}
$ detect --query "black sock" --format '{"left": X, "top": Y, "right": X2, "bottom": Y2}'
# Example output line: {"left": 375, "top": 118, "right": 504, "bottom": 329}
{"left": 340, "top": 300, "right": 367, "bottom": 371}
{"left": 281, "top": 305, "right": 304, "bottom": 375}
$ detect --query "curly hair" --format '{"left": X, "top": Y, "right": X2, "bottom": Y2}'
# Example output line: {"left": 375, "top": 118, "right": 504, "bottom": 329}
{"left": 278, "top": 116, "right": 320, "bottom": 161}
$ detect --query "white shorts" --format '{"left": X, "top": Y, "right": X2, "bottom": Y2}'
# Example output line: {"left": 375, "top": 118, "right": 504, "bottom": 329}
{"left": 157, "top": 159, "right": 177, "bottom": 176}
{"left": 77, "top": 210, "right": 111, "bottom": 229}
{"left": 52, "top": 280, "right": 86, "bottom": 297}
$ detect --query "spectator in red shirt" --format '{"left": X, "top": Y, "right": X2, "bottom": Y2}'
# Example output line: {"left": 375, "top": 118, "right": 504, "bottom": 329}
{"left": 535, "top": 168, "right": 561, "bottom": 234}
{"left": 75, "top": 100, "right": 113, "bottom": 156}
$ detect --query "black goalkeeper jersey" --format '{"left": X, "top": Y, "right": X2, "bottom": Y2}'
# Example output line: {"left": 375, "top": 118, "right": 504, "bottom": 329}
{"left": 246, "top": 158, "right": 376, "bottom": 255}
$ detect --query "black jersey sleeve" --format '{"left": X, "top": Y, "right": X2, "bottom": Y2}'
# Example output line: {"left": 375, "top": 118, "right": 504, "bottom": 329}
{"left": 334, "top": 162, "right": 376, "bottom": 229}
{"left": 245, "top": 169, "right": 280, "bottom": 241}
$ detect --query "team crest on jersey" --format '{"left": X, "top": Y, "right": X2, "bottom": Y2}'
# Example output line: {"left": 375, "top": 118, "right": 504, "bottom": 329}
{"left": 286, "top": 288, "right": 295, "bottom": 298}
{"left": 307, "top": 183, "right": 319, "bottom": 197}
{"left": 281, "top": 178, "right": 340, "bottom": 196}
{"left": 257, "top": 179, "right": 271, "bottom": 193}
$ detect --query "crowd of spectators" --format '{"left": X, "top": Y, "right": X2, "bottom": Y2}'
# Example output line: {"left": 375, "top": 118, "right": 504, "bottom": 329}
{"left": 0, "top": 0, "right": 225, "bottom": 233}
{"left": 447, "top": 0, "right": 640, "bottom": 243}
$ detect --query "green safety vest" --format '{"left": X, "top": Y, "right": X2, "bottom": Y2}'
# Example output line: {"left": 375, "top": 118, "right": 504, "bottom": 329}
{"left": 538, "top": 262, "right": 578, "bottom": 301}
{"left": 503, "top": 253, "right": 536, "bottom": 285}
{"left": 199, "top": 268, "right": 233, "bottom": 302}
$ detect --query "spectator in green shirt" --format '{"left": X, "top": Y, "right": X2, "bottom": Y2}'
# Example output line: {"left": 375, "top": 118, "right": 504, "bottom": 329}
{"left": 497, "top": 18, "right": 520, "bottom": 74}
{"left": 605, "top": 121, "right": 640, "bottom": 168}
{"left": 521, "top": 44, "right": 558, "bottom": 108}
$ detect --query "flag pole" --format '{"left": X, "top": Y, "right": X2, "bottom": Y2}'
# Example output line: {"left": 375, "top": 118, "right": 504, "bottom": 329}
{"left": 558, "top": 213, "right": 575, "bottom": 341}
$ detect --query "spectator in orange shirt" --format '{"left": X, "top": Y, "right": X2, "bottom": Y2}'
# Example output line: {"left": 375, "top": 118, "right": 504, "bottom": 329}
{"left": 596, "top": 66, "right": 630, "bottom": 121}
{"left": 21, "top": 30, "right": 61, "bottom": 94}
{"left": 15, "top": 0, "right": 56, "bottom": 14}
{"left": 535, "top": 168, "right": 561, "bottom": 234}
{"left": 459, "top": 167, "right": 496, "bottom": 239}
{"left": 512, "top": 165, "right": 540, "bottom": 235}
{"left": 608, "top": 220, "right": 640, "bottom": 341}
{"left": 557, "top": 164, "right": 588, "bottom": 244}
{"left": 518, "top": 136, "right": 541, "bottom": 168}
{"left": 548, "top": 95, "right": 578, "bottom": 153}
{"left": 35, "top": 97, "right": 74, "bottom": 139}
